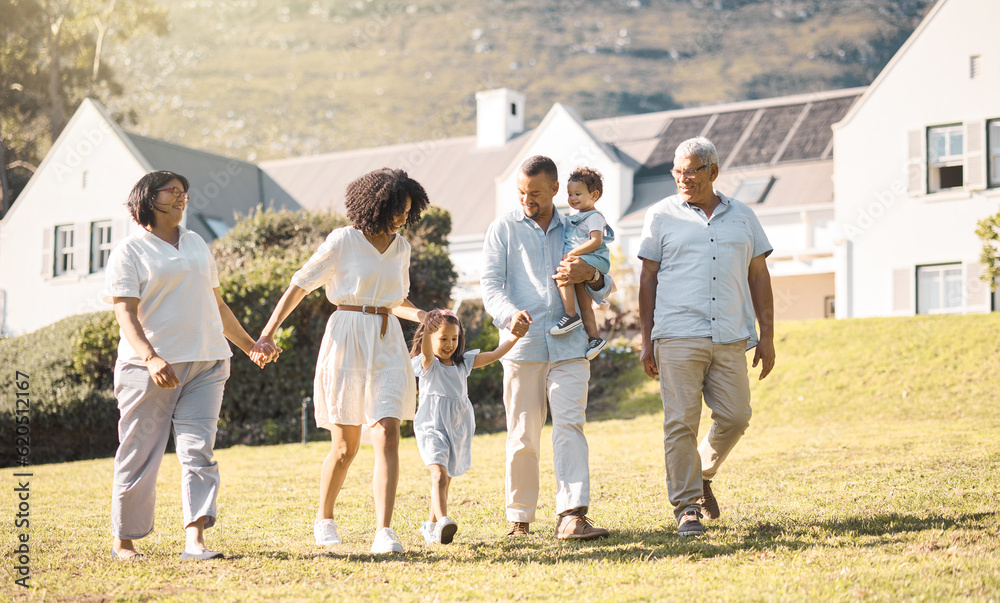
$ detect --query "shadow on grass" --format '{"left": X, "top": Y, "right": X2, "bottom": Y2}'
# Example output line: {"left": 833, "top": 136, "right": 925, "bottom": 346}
{"left": 218, "top": 512, "right": 995, "bottom": 567}
{"left": 440, "top": 511, "right": 998, "bottom": 565}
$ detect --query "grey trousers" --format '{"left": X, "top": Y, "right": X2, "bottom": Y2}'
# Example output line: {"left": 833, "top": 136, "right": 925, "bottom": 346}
{"left": 110, "top": 358, "right": 229, "bottom": 540}
{"left": 501, "top": 358, "right": 591, "bottom": 522}
{"left": 655, "top": 338, "right": 752, "bottom": 522}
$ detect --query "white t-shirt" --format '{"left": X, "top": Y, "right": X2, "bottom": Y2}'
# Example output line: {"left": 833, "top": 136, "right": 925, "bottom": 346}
{"left": 102, "top": 226, "right": 231, "bottom": 365}
{"left": 577, "top": 211, "right": 607, "bottom": 236}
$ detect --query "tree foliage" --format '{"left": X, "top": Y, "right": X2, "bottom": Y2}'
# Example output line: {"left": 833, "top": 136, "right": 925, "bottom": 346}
{"left": 976, "top": 211, "right": 1000, "bottom": 292}
{"left": 0, "top": 0, "right": 167, "bottom": 214}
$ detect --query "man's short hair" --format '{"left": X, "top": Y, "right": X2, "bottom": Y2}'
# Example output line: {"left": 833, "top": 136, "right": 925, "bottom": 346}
{"left": 674, "top": 137, "right": 719, "bottom": 168}
{"left": 519, "top": 155, "right": 558, "bottom": 182}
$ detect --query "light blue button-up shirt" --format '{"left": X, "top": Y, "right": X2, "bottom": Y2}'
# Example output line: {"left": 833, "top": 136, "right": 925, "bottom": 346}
{"left": 638, "top": 192, "right": 772, "bottom": 350}
{"left": 481, "top": 209, "right": 612, "bottom": 363}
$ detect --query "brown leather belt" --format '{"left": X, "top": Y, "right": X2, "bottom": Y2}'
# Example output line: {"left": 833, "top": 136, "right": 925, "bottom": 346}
{"left": 337, "top": 305, "right": 391, "bottom": 338}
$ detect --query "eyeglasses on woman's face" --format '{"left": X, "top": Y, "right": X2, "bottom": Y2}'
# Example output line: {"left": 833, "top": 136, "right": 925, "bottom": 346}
{"left": 156, "top": 186, "right": 189, "bottom": 200}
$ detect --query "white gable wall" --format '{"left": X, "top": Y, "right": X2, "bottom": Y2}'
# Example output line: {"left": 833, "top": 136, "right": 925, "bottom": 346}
{"left": 833, "top": 0, "right": 1000, "bottom": 318}
{"left": 0, "top": 101, "right": 148, "bottom": 335}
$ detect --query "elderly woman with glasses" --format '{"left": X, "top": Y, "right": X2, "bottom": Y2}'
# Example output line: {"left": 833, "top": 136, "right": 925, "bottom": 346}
{"left": 102, "top": 170, "right": 278, "bottom": 561}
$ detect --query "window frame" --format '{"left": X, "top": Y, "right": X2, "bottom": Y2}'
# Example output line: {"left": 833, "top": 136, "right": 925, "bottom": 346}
{"left": 926, "top": 124, "right": 965, "bottom": 193}
{"left": 90, "top": 220, "right": 113, "bottom": 274}
{"left": 915, "top": 262, "right": 964, "bottom": 315}
{"left": 53, "top": 225, "right": 76, "bottom": 277}
{"left": 988, "top": 119, "right": 1000, "bottom": 189}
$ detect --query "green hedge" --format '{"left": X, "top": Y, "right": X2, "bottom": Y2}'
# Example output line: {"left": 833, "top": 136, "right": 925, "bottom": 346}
{"left": 0, "top": 312, "right": 121, "bottom": 466}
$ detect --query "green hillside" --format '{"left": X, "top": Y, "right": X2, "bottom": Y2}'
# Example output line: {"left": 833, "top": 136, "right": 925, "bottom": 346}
{"left": 100, "top": 0, "right": 933, "bottom": 161}
{"left": 2, "top": 313, "right": 997, "bottom": 600}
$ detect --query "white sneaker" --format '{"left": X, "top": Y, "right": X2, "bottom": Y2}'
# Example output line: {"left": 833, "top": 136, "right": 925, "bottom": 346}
{"left": 434, "top": 516, "right": 458, "bottom": 545}
{"left": 420, "top": 521, "right": 438, "bottom": 544}
{"left": 371, "top": 527, "right": 404, "bottom": 554}
{"left": 314, "top": 518, "right": 341, "bottom": 546}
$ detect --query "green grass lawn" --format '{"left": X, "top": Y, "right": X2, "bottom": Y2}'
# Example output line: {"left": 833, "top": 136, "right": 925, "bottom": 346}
{"left": 3, "top": 314, "right": 999, "bottom": 601}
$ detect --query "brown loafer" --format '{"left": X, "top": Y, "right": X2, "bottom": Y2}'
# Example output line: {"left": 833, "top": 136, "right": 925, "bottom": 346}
{"left": 555, "top": 513, "right": 610, "bottom": 540}
{"left": 699, "top": 479, "right": 720, "bottom": 520}
{"left": 507, "top": 521, "right": 530, "bottom": 537}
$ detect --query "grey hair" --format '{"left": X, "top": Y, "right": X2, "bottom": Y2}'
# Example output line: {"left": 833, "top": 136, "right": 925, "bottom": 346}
{"left": 674, "top": 137, "right": 719, "bottom": 168}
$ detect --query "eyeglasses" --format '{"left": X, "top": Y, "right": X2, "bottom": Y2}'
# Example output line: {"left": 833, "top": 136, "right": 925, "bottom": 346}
{"left": 156, "top": 186, "right": 189, "bottom": 200}
{"left": 670, "top": 164, "right": 712, "bottom": 179}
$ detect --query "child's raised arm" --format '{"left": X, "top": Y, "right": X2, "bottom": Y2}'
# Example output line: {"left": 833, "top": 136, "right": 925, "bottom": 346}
{"left": 472, "top": 313, "right": 529, "bottom": 369}
{"left": 418, "top": 311, "right": 447, "bottom": 370}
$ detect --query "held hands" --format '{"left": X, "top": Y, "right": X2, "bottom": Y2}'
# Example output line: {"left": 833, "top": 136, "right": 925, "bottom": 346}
{"left": 248, "top": 335, "right": 283, "bottom": 369}
{"left": 509, "top": 310, "right": 532, "bottom": 338}
{"left": 423, "top": 309, "right": 449, "bottom": 333}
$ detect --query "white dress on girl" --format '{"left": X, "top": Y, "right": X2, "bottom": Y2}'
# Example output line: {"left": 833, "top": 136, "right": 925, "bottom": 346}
{"left": 290, "top": 226, "right": 416, "bottom": 429}
{"left": 412, "top": 350, "right": 479, "bottom": 477}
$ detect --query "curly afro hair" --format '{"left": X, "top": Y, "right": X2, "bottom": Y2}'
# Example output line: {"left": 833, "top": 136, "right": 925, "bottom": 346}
{"left": 126, "top": 170, "right": 190, "bottom": 228}
{"left": 345, "top": 168, "right": 429, "bottom": 235}
{"left": 568, "top": 166, "right": 604, "bottom": 199}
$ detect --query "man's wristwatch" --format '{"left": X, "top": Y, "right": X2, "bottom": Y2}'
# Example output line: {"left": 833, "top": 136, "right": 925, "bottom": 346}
{"left": 588, "top": 268, "right": 602, "bottom": 285}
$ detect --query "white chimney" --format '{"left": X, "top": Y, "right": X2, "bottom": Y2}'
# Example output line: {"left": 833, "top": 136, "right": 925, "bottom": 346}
{"left": 475, "top": 88, "right": 525, "bottom": 149}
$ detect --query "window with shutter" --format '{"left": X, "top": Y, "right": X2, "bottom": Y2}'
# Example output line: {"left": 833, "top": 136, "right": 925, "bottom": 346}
{"left": 54, "top": 225, "right": 75, "bottom": 277}
{"left": 989, "top": 119, "right": 1000, "bottom": 188}
{"left": 90, "top": 220, "right": 113, "bottom": 273}
{"left": 916, "top": 263, "right": 963, "bottom": 314}
{"left": 927, "top": 124, "right": 964, "bottom": 193}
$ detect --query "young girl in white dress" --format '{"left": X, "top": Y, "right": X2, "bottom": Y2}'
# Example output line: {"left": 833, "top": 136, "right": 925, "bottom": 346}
{"left": 409, "top": 309, "right": 526, "bottom": 544}
{"left": 254, "top": 168, "right": 432, "bottom": 554}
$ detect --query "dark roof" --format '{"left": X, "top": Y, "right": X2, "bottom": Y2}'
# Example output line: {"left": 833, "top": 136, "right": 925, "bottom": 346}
{"left": 127, "top": 133, "right": 300, "bottom": 241}
{"left": 627, "top": 89, "right": 863, "bottom": 179}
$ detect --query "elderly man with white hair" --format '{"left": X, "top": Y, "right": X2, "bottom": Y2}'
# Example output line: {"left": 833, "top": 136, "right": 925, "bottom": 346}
{"left": 637, "top": 137, "right": 776, "bottom": 537}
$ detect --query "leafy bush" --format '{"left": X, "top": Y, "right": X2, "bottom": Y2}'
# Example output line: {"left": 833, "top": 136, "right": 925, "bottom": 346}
{"left": 0, "top": 312, "right": 120, "bottom": 467}
{"left": 586, "top": 337, "right": 645, "bottom": 420}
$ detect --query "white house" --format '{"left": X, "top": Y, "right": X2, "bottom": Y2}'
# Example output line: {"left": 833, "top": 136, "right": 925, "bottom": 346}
{"left": 832, "top": 0, "right": 1000, "bottom": 318}
{"left": 0, "top": 99, "right": 299, "bottom": 335}
{"left": 264, "top": 87, "right": 862, "bottom": 320}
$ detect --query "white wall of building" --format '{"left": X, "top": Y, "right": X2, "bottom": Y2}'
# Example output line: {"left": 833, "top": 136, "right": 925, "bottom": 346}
{"left": 0, "top": 101, "right": 149, "bottom": 335}
{"left": 833, "top": 0, "right": 1000, "bottom": 318}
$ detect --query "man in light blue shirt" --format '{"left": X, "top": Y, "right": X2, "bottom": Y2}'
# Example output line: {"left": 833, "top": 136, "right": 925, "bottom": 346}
{"left": 481, "top": 155, "right": 613, "bottom": 540}
{"left": 638, "top": 137, "right": 775, "bottom": 537}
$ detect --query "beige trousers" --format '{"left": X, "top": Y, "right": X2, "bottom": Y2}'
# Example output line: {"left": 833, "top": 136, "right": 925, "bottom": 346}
{"left": 655, "top": 338, "right": 751, "bottom": 521}
{"left": 501, "top": 358, "right": 591, "bottom": 522}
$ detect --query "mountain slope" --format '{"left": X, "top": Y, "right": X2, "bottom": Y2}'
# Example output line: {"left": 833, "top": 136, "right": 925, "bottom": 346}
{"left": 101, "top": 0, "right": 933, "bottom": 161}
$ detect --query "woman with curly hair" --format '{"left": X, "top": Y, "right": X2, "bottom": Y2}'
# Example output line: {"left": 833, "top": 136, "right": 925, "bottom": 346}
{"left": 254, "top": 167, "right": 434, "bottom": 554}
